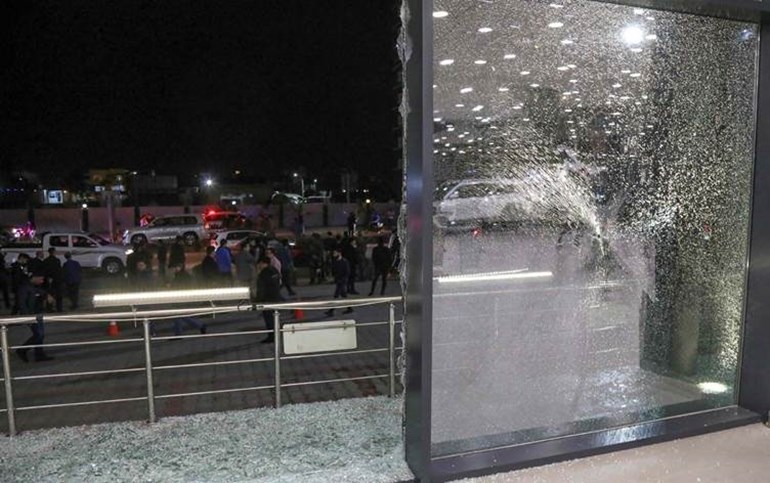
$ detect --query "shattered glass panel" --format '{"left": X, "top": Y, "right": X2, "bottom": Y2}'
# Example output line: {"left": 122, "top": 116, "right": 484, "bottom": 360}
{"left": 430, "top": 0, "right": 757, "bottom": 455}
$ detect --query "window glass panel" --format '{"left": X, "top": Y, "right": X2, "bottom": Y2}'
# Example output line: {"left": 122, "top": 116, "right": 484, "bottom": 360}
{"left": 431, "top": 0, "right": 757, "bottom": 456}
{"left": 72, "top": 236, "right": 97, "bottom": 248}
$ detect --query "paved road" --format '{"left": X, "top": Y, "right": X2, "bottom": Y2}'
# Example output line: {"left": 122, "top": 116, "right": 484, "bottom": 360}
{"left": 0, "top": 275, "right": 403, "bottom": 434}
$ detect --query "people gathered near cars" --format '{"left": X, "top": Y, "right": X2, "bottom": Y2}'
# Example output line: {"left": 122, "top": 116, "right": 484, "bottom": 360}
{"left": 0, "top": 209, "right": 401, "bottom": 356}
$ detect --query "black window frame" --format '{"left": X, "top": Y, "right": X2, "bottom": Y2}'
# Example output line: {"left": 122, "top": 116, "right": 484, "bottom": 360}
{"left": 402, "top": 0, "right": 770, "bottom": 480}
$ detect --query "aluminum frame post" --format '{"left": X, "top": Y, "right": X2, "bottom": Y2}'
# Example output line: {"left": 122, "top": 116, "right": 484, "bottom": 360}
{"left": 142, "top": 319, "right": 156, "bottom": 423}
{"left": 389, "top": 303, "right": 396, "bottom": 398}
{"left": 1, "top": 326, "right": 16, "bottom": 436}
{"left": 274, "top": 310, "right": 282, "bottom": 408}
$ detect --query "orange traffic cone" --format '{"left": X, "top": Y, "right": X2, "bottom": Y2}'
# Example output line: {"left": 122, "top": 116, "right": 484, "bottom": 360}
{"left": 107, "top": 321, "right": 120, "bottom": 337}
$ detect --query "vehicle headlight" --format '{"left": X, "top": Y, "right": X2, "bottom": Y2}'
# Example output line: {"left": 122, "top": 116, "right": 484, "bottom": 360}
{"left": 125, "top": 249, "right": 134, "bottom": 256}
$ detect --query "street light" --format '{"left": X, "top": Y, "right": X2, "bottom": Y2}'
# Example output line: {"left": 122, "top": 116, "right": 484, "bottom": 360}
{"left": 293, "top": 172, "right": 305, "bottom": 197}
{"left": 205, "top": 178, "right": 213, "bottom": 187}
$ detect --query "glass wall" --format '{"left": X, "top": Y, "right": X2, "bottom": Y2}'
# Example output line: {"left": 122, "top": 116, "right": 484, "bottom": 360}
{"left": 430, "top": 0, "right": 757, "bottom": 456}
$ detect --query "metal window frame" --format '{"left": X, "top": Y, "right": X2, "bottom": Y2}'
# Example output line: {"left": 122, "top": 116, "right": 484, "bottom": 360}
{"left": 403, "top": 0, "right": 770, "bottom": 480}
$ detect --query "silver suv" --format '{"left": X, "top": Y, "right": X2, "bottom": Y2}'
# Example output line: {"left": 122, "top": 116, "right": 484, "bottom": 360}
{"left": 123, "top": 215, "right": 206, "bottom": 246}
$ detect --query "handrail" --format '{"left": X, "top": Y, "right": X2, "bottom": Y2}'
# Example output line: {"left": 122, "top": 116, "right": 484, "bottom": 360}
{"left": 0, "top": 296, "right": 402, "bottom": 326}
{"left": 0, "top": 296, "right": 404, "bottom": 436}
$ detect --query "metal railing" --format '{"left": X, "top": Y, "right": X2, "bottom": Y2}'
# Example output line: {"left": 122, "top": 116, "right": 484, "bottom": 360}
{"left": 0, "top": 296, "right": 402, "bottom": 436}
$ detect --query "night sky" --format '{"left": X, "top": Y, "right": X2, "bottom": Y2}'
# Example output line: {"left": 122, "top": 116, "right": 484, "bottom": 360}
{"left": 1, "top": 0, "right": 402, "bottom": 191}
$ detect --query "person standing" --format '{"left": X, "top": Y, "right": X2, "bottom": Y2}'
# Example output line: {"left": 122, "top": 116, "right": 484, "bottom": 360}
{"left": 342, "top": 238, "right": 360, "bottom": 295}
{"left": 62, "top": 252, "right": 82, "bottom": 310}
{"left": 28, "top": 250, "right": 46, "bottom": 280}
{"left": 278, "top": 239, "right": 296, "bottom": 296}
{"left": 234, "top": 241, "right": 256, "bottom": 287}
{"left": 43, "top": 247, "right": 63, "bottom": 312}
{"left": 254, "top": 256, "right": 283, "bottom": 344}
{"left": 200, "top": 246, "right": 220, "bottom": 285}
{"left": 156, "top": 240, "right": 168, "bottom": 280}
{"left": 0, "top": 252, "right": 10, "bottom": 310}
{"left": 14, "top": 254, "right": 54, "bottom": 362}
{"left": 215, "top": 239, "right": 233, "bottom": 283}
{"left": 368, "top": 238, "right": 392, "bottom": 296}
{"left": 325, "top": 249, "right": 353, "bottom": 316}
{"left": 346, "top": 211, "right": 357, "bottom": 237}
{"left": 168, "top": 236, "right": 186, "bottom": 271}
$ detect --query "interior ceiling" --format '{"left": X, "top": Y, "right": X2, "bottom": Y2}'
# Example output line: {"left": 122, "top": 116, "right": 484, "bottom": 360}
{"left": 432, "top": 0, "right": 661, "bottom": 126}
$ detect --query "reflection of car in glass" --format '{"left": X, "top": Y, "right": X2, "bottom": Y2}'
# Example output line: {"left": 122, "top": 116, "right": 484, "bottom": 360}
{"left": 270, "top": 192, "right": 306, "bottom": 206}
{"left": 433, "top": 179, "right": 531, "bottom": 228}
{"left": 122, "top": 215, "right": 206, "bottom": 246}
{"left": 203, "top": 211, "right": 250, "bottom": 232}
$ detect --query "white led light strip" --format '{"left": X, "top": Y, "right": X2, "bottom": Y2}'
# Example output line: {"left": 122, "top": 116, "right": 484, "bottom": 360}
{"left": 434, "top": 270, "right": 553, "bottom": 284}
{"left": 93, "top": 287, "right": 251, "bottom": 307}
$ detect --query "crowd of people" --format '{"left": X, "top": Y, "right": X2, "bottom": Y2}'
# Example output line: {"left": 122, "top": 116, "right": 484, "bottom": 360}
{"left": 0, "top": 229, "right": 401, "bottom": 353}
{"left": 0, "top": 248, "right": 82, "bottom": 362}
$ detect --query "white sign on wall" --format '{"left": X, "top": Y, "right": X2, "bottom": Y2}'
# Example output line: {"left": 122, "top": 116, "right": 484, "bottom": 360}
{"left": 283, "top": 320, "right": 357, "bottom": 354}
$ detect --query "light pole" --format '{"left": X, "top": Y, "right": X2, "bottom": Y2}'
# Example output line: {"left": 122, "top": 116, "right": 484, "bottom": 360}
{"left": 293, "top": 172, "right": 305, "bottom": 197}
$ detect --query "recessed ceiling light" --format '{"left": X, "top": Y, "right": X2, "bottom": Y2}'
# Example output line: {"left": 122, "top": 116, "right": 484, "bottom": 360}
{"left": 504, "top": 53, "right": 516, "bottom": 59}
{"left": 474, "top": 59, "right": 488, "bottom": 65}
{"left": 460, "top": 87, "right": 473, "bottom": 93}
{"left": 548, "top": 22, "right": 564, "bottom": 28}
{"left": 439, "top": 59, "right": 455, "bottom": 66}
{"left": 433, "top": 11, "right": 449, "bottom": 18}
{"left": 478, "top": 27, "right": 493, "bottom": 33}
{"left": 621, "top": 25, "right": 645, "bottom": 45}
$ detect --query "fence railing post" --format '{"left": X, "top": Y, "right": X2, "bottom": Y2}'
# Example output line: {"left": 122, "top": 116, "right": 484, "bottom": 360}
{"left": 388, "top": 303, "right": 396, "bottom": 398}
{"left": 142, "top": 319, "right": 156, "bottom": 423}
{"left": 1, "top": 326, "right": 16, "bottom": 436}
{"left": 274, "top": 310, "right": 282, "bottom": 408}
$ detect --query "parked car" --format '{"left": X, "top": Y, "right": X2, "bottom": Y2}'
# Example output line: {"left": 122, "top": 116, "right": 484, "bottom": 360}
{"left": 209, "top": 230, "right": 267, "bottom": 250}
{"left": 203, "top": 211, "right": 250, "bottom": 232}
{"left": 122, "top": 215, "right": 206, "bottom": 246}
{"left": 1, "top": 232, "right": 129, "bottom": 275}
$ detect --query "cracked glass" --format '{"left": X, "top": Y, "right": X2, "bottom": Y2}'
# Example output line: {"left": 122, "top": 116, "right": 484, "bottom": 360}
{"left": 430, "top": 0, "right": 757, "bottom": 456}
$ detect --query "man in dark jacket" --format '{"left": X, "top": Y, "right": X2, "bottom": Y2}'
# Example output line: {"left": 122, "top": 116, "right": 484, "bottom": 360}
{"left": 43, "top": 247, "right": 63, "bottom": 312}
{"left": 342, "top": 239, "right": 360, "bottom": 294}
{"left": 168, "top": 236, "right": 186, "bottom": 271}
{"left": 13, "top": 253, "right": 54, "bottom": 362}
{"left": 62, "top": 252, "right": 82, "bottom": 310}
{"left": 200, "top": 246, "right": 220, "bottom": 285}
{"left": 325, "top": 249, "right": 353, "bottom": 317}
{"left": 368, "top": 238, "right": 392, "bottom": 296}
{"left": 254, "top": 256, "right": 282, "bottom": 344}
{"left": 156, "top": 240, "right": 168, "bottom": 280}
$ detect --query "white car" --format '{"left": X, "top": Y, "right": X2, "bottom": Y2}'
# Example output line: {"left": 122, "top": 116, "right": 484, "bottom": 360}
{"left": 1, "top": 232, "right": 128, "bottom": 275}
{"left": 209, "top": 230, "right": 267, "bottom": 250}
{"left": 123, "top": 215, "right": 206, "bottom": 246}
{"left": 433, "top": 179, "right": 530, "bottom": 228}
